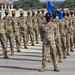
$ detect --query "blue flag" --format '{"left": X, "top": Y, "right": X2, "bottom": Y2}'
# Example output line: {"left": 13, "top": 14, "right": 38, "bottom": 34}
{"left": 57, "top": 10, "right": 64, "bottom": 19}
{"left": 47, "top": 1, "right": 54, "bottom": 13}
{"left": 47, "top": 1, "right": 51, "bottom": 13}
{"left": 47, "top": 1, "right": 64, "bottom": 19}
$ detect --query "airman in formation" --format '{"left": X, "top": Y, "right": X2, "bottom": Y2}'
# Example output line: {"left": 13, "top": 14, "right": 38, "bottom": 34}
{"left": 0, "top": 8, "right": 75, "bottom": 72}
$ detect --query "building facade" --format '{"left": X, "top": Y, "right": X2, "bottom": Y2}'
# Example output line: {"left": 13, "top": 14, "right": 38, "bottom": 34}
{"left": 0, "top": 0, "right": 13, "bottom": 10}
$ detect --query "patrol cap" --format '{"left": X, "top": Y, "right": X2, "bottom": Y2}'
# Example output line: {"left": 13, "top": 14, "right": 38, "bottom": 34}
{"left": 5, "top": 9, "right": 9, "bottom": 12}
{"left": 32, "top": 10, "right": 36, "bottom": 14}
{"left": 19, "top": 9, "right": 24, "bottom": 14}
{"left": 27, "top": 10, "right": 32, "bottom": 14}
{"left": 41, "top": 9, "right": 45, "bottom": 12}
{"left": 37, "top": 9, "right": 40, "bottom": 12}
{"left": 12, "top": 9, "right": 16, "bottom": 14}
{"left": 63, "top": 10, "right": 67, "bottom": 14}
{"left": 67, "top": 10, "right": 70, "bottom": 14}
{"left": 70, "top": 10, "right": 74, "bottom": 13}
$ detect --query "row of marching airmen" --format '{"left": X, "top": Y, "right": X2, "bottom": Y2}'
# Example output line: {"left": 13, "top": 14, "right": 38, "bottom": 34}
{"left": 0, "top": 1, "right": 75, "bottom": 72}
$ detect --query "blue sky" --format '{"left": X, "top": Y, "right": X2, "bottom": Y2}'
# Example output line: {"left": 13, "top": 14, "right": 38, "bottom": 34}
{"left": 40, "top": 0, "right": 65, "bottom": 2}
{"left": 13, "top": 0, "right": 65, "bottom": 2}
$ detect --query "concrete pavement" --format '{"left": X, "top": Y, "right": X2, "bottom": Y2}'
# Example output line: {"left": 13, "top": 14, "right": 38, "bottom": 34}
{"left": 0, "top": 39, "right": 75, "bottom": 75}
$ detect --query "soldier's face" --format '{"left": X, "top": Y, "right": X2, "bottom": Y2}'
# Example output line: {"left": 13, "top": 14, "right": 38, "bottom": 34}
{"left": 37, "top": 11, "right": 40, "bottom": 14}
{"left": 20, "top": 13, "right": 23, "bottom": 16}
{"left": 32, "top": 13, "right": 35, "bottom": 15}
{"left": 70, "top": 12, "right": 74, "bottom": 16}
{"left": 42, "top": 11, "right": 44, "bottom": 14}
{"left": 67, "top": 13, "right": 69, "bottom": 17}
{"left": 28, "top": 13, "right": 30, "bottom": 16}
{"left": 5, "top": 12, "right": 9, "bottom": 16}
{"left": 12, "top": 13, "right": 15, "bottom": 16}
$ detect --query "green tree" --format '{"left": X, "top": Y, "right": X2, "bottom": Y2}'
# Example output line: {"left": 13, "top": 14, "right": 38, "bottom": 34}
{"left": 62, "top": 0, "right": 75, "bottom": 8}
{"left": 19, "top": 0, "right": 45, "bottom": 10}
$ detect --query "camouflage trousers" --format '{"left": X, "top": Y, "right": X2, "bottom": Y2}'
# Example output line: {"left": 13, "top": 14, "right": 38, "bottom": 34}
{"left": 70, "top": 33, "right": 74, "bottom": 51}
{"left": 43, "top": 43, "right": 50, "bottom": 61}
{"left": 6, "top": 33, "right": 14, "bottom": 51}
{"left": 19, "top": 30, "right": 22, "bottom": 47}
{"left": 34, "top": 28, "right": 39, "bottom": 43}
{"left": 14, "top": 33, "right": 20, "bottom": 51}
{"left": 55, "top": 38, "right": 62, "bottom": 56}
{"left": 39, "top": 26, "right": 44, "bottom": 41}
{"left": 0, "top": 33, "right": 7, "bottom": 52}
{"left": 21, "top": 31, "right": 28, "bottom": 47}
{"left": 61, "top": 36, "right": 67, "bottom": 53}
{"left": 28, "top": 28, "right": 34, "bottom": 45}
{"left": 42, "top": 39, "right": 57, "bottom": 66}
{"left": 73, "top": 33, "right": 75, "bottom": 45}
{"left": 66, "top": 34, "right": 71, "bottom": 53}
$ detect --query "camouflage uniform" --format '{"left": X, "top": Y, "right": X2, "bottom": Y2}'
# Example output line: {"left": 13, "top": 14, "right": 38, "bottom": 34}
{"left": 41, "top": 10, "right": 46, "bottom": 40}
{"left": 41, "top": 24, "right": 51, "bottom": 62}
{"left": 0, "top": 11, "right": 9, "bottom": 58}
{"left": 72, "top": 12, "right": 75, "bottom": 46}
{"left": 69, "top": 10, "right": 74, "bottom": 52}
{"left": 32, "top": 10, "right": 39, "bottom": 44}
{"left": 19, "top": 10, "right": 28, "bottom": 49}
{"left": 41, "top": 10, "right": 51, "bottom": 62}
{"left": 41, "top": 9, "right": 46, "bottom": 24}
{"left": 4, "top": 9, "right": 14, "bottom": 55}
{"left": 12, "top": 10, "right": 21, "bottom": 52}
{"left": 37, "top": 10, "right": 43, "bottom": 41}
{"left": 26, "top": 10, "right": 35, "bottom": 46}
{"left": 59, "top": 18, "right": 67, "bottom": 59}
{"left": 52, "top": 18, "right": 62, "bottom": 62}
{"left": 41, "top": 22, "right": 59, "bottom": 71}
{"left": 61, "top": 13, "right": 71, "bottom": 56}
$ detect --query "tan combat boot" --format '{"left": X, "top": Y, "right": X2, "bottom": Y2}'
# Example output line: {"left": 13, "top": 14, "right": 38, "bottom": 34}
{"left": 11, "top": 50, "right": 14, "bottom": 56}
{"left": 17, "top": 48, "right": 21, "bottom": 52}
{"left": 4, "top": 51, "right": 9, "bottom": 59}
{"left": 17, "top": 49, "right": 21, "bottom": 52}
{"left": 24, "top": 45, "right": 28, "bottom": 49}
{"left": 59, "top": 55, "right": 62, "bottom": 62}
{"left": 71, "top": 46, "right": 74, "bottom": 52}
{"left": 67, "top": 48, "right": 70, "bottom": 56}
{"left": 32, "top": 43, "right": 35, "bottom": 46}
{"left": 63, "top": 52, "right": 67, "bottom": 59}
{"left": 54, "top": 65, "right": 60, "bottom": 72}
{"left": 36, "top": 42, "right": 39, "bottom": 44}
{"left": 0, "top": 52, "right": 4, "bottom": 56}
{"left": 40, "top": 65, "right": 46, "bottom": 72}
{"left": 47, "top": 57, "right": 52, "bottom": 62}
{"left": 17, "top": 46, "right": 21, "bottom": 52}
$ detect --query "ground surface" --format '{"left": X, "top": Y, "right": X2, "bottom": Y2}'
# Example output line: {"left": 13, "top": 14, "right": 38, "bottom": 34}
{"left": 0, "top": 39, "right": 75, "bottom": 75}
{"left": 0, "top": 10, "right": 75, "bottom": 75}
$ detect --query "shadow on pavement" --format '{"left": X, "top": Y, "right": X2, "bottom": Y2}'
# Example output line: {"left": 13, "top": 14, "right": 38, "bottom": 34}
{"left": 9, "top": 58, "right": 42, "bottom": 62}
{"left": 21, "top": 52, "right": 42, "bottom": 54}
{"left": 15, "top": 54, "right": 42, "bottom": 57}
{"left": 0, "top": 66, "right": 39, "bottom": 71}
